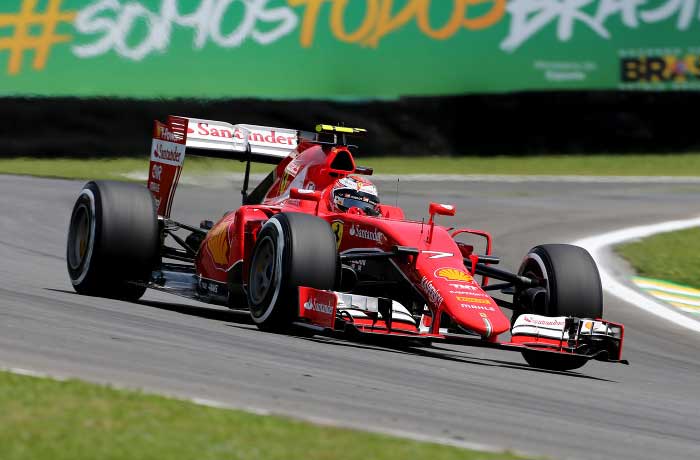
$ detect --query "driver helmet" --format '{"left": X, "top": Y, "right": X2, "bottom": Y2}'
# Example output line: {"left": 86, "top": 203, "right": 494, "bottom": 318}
{"left": 331, "top": 175, "right": 380, "bottom": 216}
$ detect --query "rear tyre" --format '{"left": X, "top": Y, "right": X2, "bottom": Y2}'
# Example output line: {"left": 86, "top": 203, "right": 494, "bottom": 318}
{"left": 247, "top": 212, "right": 338, "bottom": 331}
{"left": 514, "top": 244, "right": 603, "bottom": 371}
{"left": 66, "top": 181, "right": 159, "bottom": 301}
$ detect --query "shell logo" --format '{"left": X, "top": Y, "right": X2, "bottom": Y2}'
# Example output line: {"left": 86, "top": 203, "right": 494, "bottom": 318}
{"left": 435, "top": 267, "right": 473, "bottom": 282}
{"left": 206, "top": 223, "right": 229, "bottom": 266}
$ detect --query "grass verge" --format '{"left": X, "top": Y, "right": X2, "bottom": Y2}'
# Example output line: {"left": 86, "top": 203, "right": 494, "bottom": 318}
{"left": 1, "top": 153, "right": 700, "bottom": 181}
{"left": 616, "top": 226, "right": 700, "bottom": 288}
{"left": 0, "top": 370, "right": 526, "bottom": 460}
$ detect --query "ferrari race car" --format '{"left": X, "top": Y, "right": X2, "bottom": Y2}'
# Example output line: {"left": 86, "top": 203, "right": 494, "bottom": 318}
{"left": 66, "top": 116, "right": 627, "bottom": 371}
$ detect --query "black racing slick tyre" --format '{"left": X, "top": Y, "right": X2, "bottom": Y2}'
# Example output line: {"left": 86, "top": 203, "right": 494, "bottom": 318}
{"left": 247, "top": 212, "right": 338, "bottom": 332}
{"left": 515, "top": 244, "right": 603, "bottom": 371}
{"left": 66, "top": 181, "right": 159, "bottom": 301}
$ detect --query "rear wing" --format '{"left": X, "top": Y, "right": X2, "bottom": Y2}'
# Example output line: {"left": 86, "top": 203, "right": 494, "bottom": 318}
{"left": 184, "top": 117, "right": 298, "bottom": 164}
{"left": 147, "top": 115, "right": 299, "bottom": 217}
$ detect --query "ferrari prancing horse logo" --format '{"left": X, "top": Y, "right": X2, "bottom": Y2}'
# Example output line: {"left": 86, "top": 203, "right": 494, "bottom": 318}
{"left": 331, "top": 221, "right": 343, "bottom": 249}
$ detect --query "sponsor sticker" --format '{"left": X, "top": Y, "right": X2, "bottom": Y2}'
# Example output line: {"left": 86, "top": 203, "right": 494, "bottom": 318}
{"left": 304, "top": 299, "right": 334, "bottom": 314}
{"left": 147, "top": 119, "right": 187, "bottom": 218}
{"left": 206, "top": 222, "right": 229, "bottom": 266}
{"left": 420, "top": 276, "right": 443, "bottom": 307}
{"left": 285, "top": 158, "right": 302, "bottom": 175}
{"left": 151, "top": 163, "right": 162, "bottom": 181}
{"left": 188, "top": 122, "right": 297, "bottom": 146}
{"left": 456, "top": 296, "right": 491, "bottom": 304}
{"left": 450, "top": 290, "right": 487, "bottom": 297}
{"left": 198, "top": 278, "right": 220, "bottom": 295}
{"left": 348, "top": 224, "right": 384, "bottom": 243}
{"left": 155, "top": 121, "right": 183, "bottom": 143}
{"left": 435, "top": 267, "right": 473, "bottom": 282}
{"left": 522, "top": 315, "right": 566, "bottom": 327}
{"left": 461, "top": 304, "right": 496, "bottom": 311}
{"left": 449, "top": 283, "right": 478, "bottom": 290}
{"left": 298, "top": 287, "right": 337, "bottom": 328}
{"left": 348, "top": 259, "right": 366, "bottom": 272}
{"left": 151, "top": 139, "right": 186, "bottom": 166}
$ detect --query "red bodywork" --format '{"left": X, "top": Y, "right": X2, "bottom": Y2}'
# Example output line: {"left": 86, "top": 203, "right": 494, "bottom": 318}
{"left": 194, "top": 139, "right": 510, "bottom": 339}
{"left": 145, "top": 116, "right": 626, "bottom": 364}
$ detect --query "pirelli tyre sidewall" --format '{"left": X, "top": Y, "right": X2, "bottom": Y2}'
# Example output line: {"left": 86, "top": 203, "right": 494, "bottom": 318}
{"left": 66, "top": 181, "right": 159, "bottom": 301}
{"left": 247, "top": 212, "right": 337, "bottom": 331}
{"left": 515, "top": 244, "right": 603, "bottom": 371}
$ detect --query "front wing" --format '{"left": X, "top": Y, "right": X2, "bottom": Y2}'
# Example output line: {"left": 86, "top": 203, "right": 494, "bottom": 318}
{"left": 296, "top": 287, "right": 628, "bottom": 365}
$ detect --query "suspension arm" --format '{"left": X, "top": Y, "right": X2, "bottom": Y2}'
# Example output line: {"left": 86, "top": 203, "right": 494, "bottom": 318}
{"left": 464, "top": 259, "right": 538, "bottom": 288}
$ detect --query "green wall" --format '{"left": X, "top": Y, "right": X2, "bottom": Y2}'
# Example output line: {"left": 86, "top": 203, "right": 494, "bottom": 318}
{"left": 1, "top": 0, "right": 699, "bottom": 98}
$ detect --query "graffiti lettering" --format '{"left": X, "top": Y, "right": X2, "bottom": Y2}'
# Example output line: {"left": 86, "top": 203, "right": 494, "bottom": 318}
{"left": 289, "top": 0, "right": 506, "bottom": 48}
{"left": 640, "top": 0, "right": 698, "bottom": 30}
{"left": 502, "top": 0, "right": 700, "bottom": 52}
{"left": 73, "top": 0, "right": 298, "bottom": 60}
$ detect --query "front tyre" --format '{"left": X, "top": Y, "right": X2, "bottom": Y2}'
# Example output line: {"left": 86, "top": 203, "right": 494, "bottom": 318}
{"left": 66, "top": 181, "right": 159, "bottom": 301}
{"left": 247, "top": 212, "right": 338, "bottom": 331}
{"left": 515, "top": 244, "right": 603, "bottom": 371}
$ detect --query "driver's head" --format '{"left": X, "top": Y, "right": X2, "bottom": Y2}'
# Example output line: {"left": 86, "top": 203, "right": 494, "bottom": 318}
{"left": 331, "top": 175, "right": 380, "bottom": 216}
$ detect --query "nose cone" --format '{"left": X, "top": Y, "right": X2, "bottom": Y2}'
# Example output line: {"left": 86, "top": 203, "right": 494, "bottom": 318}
{"left": 428, "top": 267, "right": 511, "bottom": 338}
{"left": 444, "top": 289, "right": 511, "bottom": 338}
{"left": 394, "top": 224, "right": 511, "bottom": 339}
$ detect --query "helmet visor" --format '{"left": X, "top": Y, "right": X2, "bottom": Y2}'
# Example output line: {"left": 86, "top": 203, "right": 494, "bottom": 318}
{"left": 335, "top": 190, "right": 379, "bottom": 214}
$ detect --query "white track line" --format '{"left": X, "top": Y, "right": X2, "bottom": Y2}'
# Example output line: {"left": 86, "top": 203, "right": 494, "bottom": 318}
{"left": 573, "top": 216, "right": 700, "bottom": 333}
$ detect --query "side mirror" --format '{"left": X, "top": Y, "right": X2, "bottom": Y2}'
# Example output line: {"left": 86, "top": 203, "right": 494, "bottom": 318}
{"left": 429, "top": 202, "right": 456, "bottom": 217}
{"left": 354, "top": 166, "right": 374, "bottom": 175}
{"left": 427, "top": 202, "right": 456, "bottom": 243}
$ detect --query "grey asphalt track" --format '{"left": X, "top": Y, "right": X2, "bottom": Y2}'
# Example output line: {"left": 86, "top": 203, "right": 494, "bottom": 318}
{"left": 1, "top": 174, "right": 700, "bottom": 460}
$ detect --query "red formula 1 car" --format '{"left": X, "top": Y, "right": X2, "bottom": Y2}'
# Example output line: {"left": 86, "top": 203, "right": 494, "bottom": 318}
{"left": 66, "top": 116, "right": 627, "bottom": 371}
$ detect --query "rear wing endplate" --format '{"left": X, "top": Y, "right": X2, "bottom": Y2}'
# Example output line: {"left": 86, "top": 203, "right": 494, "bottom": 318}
{"left": 147, "top": 116, "right": 299, "bottom": 218}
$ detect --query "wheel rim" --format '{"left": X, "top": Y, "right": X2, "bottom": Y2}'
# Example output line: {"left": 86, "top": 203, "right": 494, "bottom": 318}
{"left": 68, "top": 203, "right": 91, "bottom": 271}
{"left": 519, "top": 253, "right": 550, "bottom": 314}
{"left": 249, "top": 236, "right": 276, "bottom": 307}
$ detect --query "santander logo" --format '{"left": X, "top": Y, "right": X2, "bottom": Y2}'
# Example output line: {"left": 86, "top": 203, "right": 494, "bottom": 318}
{"left": 419, "top": 276, "right": 443, "bottom": 307}
{"left": 304, "top": 299, "right": 334, "bottom": 315}
{"left": 154, "top": 143, "right": 182, "bottom": 163}
{"left": 188, "top": 122, "right": 295, "bottom": 146}
{"left": 348, "top": 224, "right": 384, "bottom": 243}
{"left": 523, "top": 316, "right": 566, "bottom": 327}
